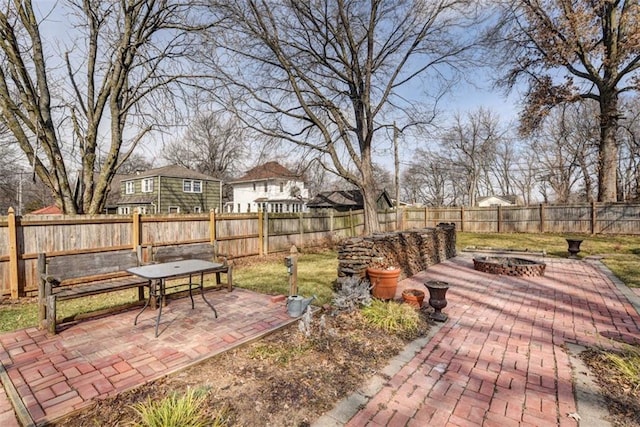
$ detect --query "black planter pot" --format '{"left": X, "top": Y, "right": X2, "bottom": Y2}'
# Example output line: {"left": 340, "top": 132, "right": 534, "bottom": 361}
{"left": 424, "top": 281, "right": 449, "bottom": 322}
{"left": 566, "top": 239, "right": 583, "bottom": 259}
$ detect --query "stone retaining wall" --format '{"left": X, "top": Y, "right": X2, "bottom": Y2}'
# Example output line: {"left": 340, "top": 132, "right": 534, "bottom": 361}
{"left": 336, "top": 224, "right": 456, "bottom": 288}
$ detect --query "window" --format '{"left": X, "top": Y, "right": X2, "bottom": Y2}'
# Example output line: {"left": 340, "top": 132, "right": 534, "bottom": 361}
{"left": 263, "top": 182, "right": 267, "bottom": 192}
{"left": 119, "top": 206, "right": 131, "bottom": 215}
{"left": 125, "top": 181, "right": 134, "bottom": 194}
{"left": 280, "top": 182, "right": 284, "bottom": 192}
{"left": 168, "top": 206, "right": 180, "bottom": 213}
{"left": 252, "top": 183, "right": 256, "bottom": 191}
{"left": 247, "top": 203, "right": 251, "bottom": 212}
{"left": 142, "top": 178, "right": 154, "bottom": 193}
{"left": 183, "top": 180, "right": 203, "bottom": 193}
{"left": 237, "top": 203, "right": 241, "bottom": 212}
{"left": 193, "top": 206, "right": 202, "bottom": 213}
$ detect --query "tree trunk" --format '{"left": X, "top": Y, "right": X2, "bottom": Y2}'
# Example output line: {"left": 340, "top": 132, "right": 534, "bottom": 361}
{"left": 597, "top": 94, "right": 619, "bottom": 202}
{"left": 361, "top": 186, "right": 381, "bottom": 235}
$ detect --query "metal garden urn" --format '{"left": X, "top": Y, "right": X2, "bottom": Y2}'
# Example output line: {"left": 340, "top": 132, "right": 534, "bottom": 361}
{"left": 566, "top": 238, "right": 583, "bottom": 259}
{"left": 425, "top": 281, "right": 449, "bottom": 322}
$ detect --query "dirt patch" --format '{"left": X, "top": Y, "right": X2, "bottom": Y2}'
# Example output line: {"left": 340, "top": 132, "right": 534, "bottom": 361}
{"left": 581, "top": 347, "right": 640, "bottom": 426}
{"left": 51, "top": 309, "right": 431, "bottom": 427}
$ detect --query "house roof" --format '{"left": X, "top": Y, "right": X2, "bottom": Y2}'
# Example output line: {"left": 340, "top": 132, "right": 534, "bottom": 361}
{"left": 477, "top": 195, "right": 519, "bottom": 205}
{"left": 29, "top": 205, "right": 62, "bottom": 214}
{"left": 307, "top": 190, "right": 363, "bottom": 208}
{"left": 230, "top": 161, "right": 300, "bottom": 183}
{"left": 307, "top": 189, "right": 393, "bottom": 209}
{"left": 116, "top": 194, "right": 156, "bottom": 205}
{"left": 122, "top": 165, "right": 221, "bottom": 182}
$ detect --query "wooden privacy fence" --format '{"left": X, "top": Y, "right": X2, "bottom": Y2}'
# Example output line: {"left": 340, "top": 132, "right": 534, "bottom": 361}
{"left": 0, "top": 208, "right": 369, "bottom": 299}
{"left": 403, "top": 202, "right": 640, "bottom": 235}
{"left": 2, "top": 201, "right": 640, "bottom": 299}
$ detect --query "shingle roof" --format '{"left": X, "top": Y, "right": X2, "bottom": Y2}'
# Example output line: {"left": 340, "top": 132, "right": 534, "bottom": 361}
{"left": 307, "top": 190, "right": 363, "bottom": 208}
{"left": 124, "top": 165, "right": 221, "bottom": 181}
{"left": 231, "top": 161, "right": 299, "bottom": 183}
{"left": 29, "top": 205, "right": 62, "bottom": 214}
{"left": 477, "top": 195, "right": 519, "bottom": 205}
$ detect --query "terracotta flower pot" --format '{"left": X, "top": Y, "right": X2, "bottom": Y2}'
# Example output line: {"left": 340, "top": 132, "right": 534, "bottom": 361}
{"left": 402, "top": 289, "right": 425, "bottom": 309}
{"left": 367, "top": 267, "right": 400, "bottom": 300}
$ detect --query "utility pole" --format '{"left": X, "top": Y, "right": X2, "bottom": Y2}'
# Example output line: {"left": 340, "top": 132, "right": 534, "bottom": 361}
{"left": 393, "top": 122, "right": 400, "bottom": 230}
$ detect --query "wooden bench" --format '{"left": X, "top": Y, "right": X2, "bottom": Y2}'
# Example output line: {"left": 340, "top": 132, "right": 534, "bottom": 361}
{"left": 150, "top": 242, "right": 233, "bottom": 292}
{"left": 37, "top": 248, "right": 149, "bottom": 334}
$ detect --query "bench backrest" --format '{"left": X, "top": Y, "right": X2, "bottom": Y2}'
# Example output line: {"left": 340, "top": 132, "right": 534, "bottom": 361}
{"left": 40, "top": 249, "right": 141, "bottom": 283}
{"left": 152, "top": 243, "right": 218, "bottom": 263}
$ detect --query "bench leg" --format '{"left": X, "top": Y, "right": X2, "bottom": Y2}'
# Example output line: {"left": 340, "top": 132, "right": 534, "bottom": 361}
{"left": 46, "top": 296, "right": 57, "bottom": 335}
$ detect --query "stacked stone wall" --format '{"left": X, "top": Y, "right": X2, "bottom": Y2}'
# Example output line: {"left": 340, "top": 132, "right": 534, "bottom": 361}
{"left": 336, "top": 223, "right": 456, "bottom": 288}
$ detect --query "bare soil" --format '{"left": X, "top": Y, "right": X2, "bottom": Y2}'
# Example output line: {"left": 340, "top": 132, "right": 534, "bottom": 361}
{"left": 51, "top": 308, "right": 431, "bottom": 427}
{"left": 581, "top": 347, "right": 640, "bottom": 427}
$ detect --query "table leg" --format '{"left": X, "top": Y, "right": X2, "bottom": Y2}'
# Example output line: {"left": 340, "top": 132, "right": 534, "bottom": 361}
{"left": 155, "top": 279, "right": 165, "bottom": 338}
{"left": 199, "top": 271, "right": 217, "bottom": 318}
{"left": 134, "top": 280, "right": 153, "bottom": 325}
{"left": 188, "top": 273, "right": 195, "bottom": 309}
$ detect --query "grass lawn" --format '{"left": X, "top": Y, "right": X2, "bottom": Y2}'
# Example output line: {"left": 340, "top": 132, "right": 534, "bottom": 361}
{"left": 1, "top": 233, "right": 638, "bottom": 333}
{"left": 457, "top": 231, "right": 640, "bottom": 288}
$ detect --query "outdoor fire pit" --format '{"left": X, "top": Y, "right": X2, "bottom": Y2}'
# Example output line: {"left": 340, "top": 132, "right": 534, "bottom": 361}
{"left": 473, "top": 256, "right": 546, "bottom": 277}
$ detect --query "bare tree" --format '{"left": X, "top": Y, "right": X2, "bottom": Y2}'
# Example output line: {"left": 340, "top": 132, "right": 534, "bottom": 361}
{"left": 440, "top": 108, "right": 502, "bottom": 206}
{"left": 0, "top": 0, "right": 208, "bottom": 213}
{"left": 619, "top": 97, "right": 640, "bottom": 200}
{"left": 531, "top": 104, "right": 596, "bottom": 203}
{"left": 163, "top": 111, "right": 248, "bottom": 180}
{"left": 490, "top": 0, "right": 640, "bottom": 202}
{"left": 510, "top": 151, "right": 538, "bottom": 205}
{"left": 402, "top": 150, "right": 455, "bottom": 206}
{"left": 206, "top": 0, "right": 481, "bottom": 233}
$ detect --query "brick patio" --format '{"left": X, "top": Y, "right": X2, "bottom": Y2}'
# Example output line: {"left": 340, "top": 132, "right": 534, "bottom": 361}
{"left": 2, "top": 255, "right": 640, "bottom": 427}
{"left": 316, "top": 254, "right": 640, "bottom": 426}
{"left": 0, "top": 288, "right": 293, "bottom": 426}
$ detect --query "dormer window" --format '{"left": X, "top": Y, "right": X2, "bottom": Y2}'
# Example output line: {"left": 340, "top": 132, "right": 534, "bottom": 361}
{"left": 125, "top": 181, "right": 134, "bottom": 194}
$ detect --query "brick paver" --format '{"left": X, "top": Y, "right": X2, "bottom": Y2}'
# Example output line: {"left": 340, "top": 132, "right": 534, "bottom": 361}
{"left": 0, "top": 288, "right": 293, "bottom": 426}
{"left": 338, "top": 255, "right": 640, "bottom": 426}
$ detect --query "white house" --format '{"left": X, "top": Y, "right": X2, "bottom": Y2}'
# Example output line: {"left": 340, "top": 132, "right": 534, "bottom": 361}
{"left": 226, "top": 162, "right": 309, "bottom": 213}
{"left": 476, "top": 195, "right": 520, "bottom": 207}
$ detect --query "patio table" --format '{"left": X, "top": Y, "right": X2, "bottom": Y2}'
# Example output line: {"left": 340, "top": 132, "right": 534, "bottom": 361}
{"left": 127, "top": 259, "right": 221, "bottom": 337}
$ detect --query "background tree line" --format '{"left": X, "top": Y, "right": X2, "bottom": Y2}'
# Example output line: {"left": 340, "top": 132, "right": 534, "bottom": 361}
{"left": 0, "top": 0, "right": 639, "bottom": 233}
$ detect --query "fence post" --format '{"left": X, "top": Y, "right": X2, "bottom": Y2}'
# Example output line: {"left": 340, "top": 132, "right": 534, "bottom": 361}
{"left": 349, "top": 210, "right": 355, "bottom": 236}
{"left": 329, "top": 210, "right": 334, "bottom": 234}
{"left": 539, "top": 204, "right": 545, "bottom": 233}
{"left": 497, "top": 205, "right": 502, "bottom": 233}
{"left": 132, "top": 209, "right": 141, "bottom": 249}
{"left": 299, "top": 211, "right": 304, "bottom": 246}
{"left": 591, "top": 201, "right": 597, "bottom": 235}
{"left": 209, "top": 209, "right": 216, "bottom": 243}
{"left": 424, "top": 206, "right": 428, "bottom": 228}
{"left": 263, "top": 210, "right": 269, "bottom": 255}
{"left": 258, "top": 209, "right": 264, "bottom": 256}
{"left": 460, "top": 206, "right": 465, "bottom": 232}
{"left": 7, "top": 207, "right": 20, "bottom": 299}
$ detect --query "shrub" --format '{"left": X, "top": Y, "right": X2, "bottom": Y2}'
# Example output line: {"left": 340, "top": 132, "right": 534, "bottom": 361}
{"left": 332, "top": 276, "right": 372, "bottom": 312}
{"left": 131, "top": 388, "right": 228, "bottom": 427}
{"left": 361, "top": 299, "right": 419, "bottom": 335}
